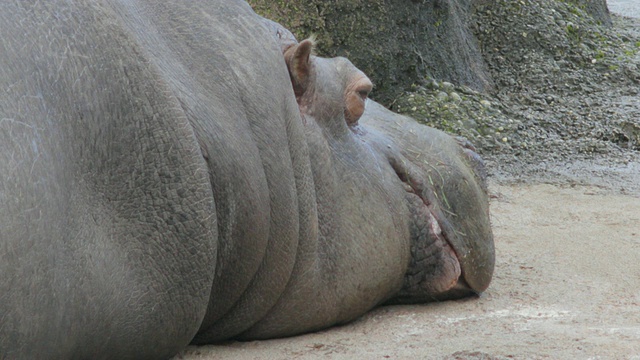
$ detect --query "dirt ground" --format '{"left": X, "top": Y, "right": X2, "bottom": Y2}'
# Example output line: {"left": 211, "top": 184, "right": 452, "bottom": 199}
{"left": 176, "top": 182, "right": 640, "bottom": 360}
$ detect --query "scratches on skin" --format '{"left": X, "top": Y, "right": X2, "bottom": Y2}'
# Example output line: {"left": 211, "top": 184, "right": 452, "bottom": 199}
{"left": 1, "top": 117, "right": 44, "bottom": 178}
{"left": 0, "top": 117, "right": 42, "bottom": 130}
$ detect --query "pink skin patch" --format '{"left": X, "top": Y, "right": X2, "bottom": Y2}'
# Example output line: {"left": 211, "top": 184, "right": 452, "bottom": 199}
{"left": 425, "top": 204, "right": 462, "bottom": 293}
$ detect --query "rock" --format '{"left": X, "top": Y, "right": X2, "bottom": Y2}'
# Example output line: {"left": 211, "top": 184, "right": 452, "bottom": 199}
{"left": 436, "top": 91, "right": 449, "bottom": 102}
{"left": 441, "top": 81, "right": 455, "bottom": 93}
{"left": 450, "top": 92, "right": 462, "bottom": 103}
{"left": 392, "top": 0, "right": 639, "bottom": 185}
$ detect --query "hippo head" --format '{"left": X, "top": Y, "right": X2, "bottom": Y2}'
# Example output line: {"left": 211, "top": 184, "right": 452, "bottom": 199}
{"left": 283, "top": 39, "right": 494, "bottom": 304}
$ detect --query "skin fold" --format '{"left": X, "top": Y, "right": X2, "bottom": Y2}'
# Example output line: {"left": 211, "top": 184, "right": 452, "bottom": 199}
{"left": 0, "top": 1, "right": 494, "bottom": 359}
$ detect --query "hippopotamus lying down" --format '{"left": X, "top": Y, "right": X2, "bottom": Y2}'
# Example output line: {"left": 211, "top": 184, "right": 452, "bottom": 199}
{"left": 0, "top": 1, "right": 493, "bottom": 359}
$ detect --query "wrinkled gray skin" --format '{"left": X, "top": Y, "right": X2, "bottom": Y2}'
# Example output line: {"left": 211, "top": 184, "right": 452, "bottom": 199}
{"left": 0, "top": 1, "right": 493, "bottom": 359}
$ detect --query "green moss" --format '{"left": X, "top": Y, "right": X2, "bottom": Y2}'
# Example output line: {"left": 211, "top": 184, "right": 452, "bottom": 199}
{"left": 565, "top": 22, "right": 583, "bottom": 43}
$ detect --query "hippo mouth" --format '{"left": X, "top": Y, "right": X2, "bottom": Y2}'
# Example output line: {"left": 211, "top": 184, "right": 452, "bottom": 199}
{"left": 388, "top": 155, "right": 477, "bottom": 303}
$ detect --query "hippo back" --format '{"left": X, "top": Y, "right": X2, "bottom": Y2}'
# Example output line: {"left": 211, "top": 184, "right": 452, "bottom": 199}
{"left": 0, "top": 0, "right": 309, "bottom": 358}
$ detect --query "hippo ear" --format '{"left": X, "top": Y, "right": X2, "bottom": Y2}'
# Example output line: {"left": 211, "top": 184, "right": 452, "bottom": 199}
{"left": 284, "top": 38, "right": 314, "bottom": 97}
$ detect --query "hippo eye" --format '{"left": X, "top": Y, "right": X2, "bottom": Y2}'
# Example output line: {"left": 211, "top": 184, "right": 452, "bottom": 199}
{"left": 357, "top": 89, "right": 369, "bottom": 100}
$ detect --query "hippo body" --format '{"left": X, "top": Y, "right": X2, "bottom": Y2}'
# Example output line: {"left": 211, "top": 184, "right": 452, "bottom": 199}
{"left": 0, "top": 1, "right": 493, "bottom": 359}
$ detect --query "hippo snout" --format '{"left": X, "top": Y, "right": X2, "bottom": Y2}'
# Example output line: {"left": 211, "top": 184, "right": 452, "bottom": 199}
{"left": 360, "top": 101, "right": 495, "bottom": 303}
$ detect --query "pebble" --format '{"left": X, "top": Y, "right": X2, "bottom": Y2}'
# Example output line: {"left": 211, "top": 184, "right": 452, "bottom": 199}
{"left": 441, "top": 82, "right": 455, "bottom": 93}
{"left": 426, "top": 79, "right": 440, "bottom": 90}
{"left": 436, "top": 92, "right": 449, "bottom": 102}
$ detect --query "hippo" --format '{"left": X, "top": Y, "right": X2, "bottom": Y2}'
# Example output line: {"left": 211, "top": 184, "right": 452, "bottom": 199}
{"left": 0, "top": 1, "right": 493, "bottom": 359}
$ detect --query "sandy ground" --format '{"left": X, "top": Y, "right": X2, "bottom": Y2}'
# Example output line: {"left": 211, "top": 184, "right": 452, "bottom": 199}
{"left": 176, "top": 183, "right": 640, "bottom": 360}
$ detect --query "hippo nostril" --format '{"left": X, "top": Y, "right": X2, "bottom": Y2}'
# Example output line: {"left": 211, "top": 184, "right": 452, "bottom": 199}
{"left": 455, "top": 136, "right": 488, "bottom": 192}
{"left": 455, "top": 136, "right": 477, "bottom": 152}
